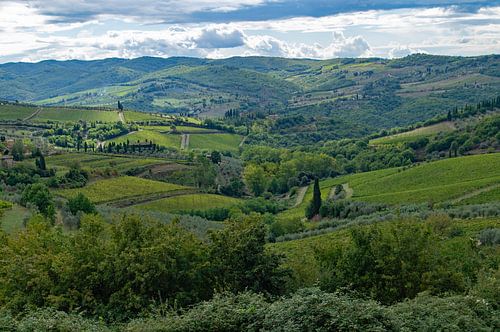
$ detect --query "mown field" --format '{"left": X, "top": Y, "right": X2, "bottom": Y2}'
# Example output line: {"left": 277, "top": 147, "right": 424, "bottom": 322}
{"left": 188, "top": 133, "right": 242, "bottom": 152}
{"left": 0, "top": 104, "right": 38, "bottom": 120}
{"left": 370, "top": 121, "right": 456, "bottom": 145}
{"left": 135, "top": 193, "right": 241, "bottom": 213}
{"left": 34, "top": 108, "right": 119, "bottom": 122}
{"left": 123, "top": 111, "right": 160, "bottom": 122}
{"left": 269, "top": 217, "right": 500, "bottom": 286}
{"left": 57, "top": 176, "right": 187, "bottom": 204}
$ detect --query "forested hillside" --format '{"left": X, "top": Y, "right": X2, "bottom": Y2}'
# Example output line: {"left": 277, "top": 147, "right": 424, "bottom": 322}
{"left": 1, "top": 54, "right": 499, "bottom": 139}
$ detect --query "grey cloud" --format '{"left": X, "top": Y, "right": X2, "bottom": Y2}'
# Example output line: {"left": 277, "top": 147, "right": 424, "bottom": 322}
{"left": 18, "top": 0, "right": 500, "bottom": 24}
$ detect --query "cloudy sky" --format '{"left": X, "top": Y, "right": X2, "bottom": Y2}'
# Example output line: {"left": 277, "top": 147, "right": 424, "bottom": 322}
{"left": 0, "top": 0, "right": 499, "bottom": 63}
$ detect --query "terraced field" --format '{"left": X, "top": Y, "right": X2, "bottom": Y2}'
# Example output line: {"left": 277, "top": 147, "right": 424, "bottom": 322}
{"left": 45, "top": 153, "right": 168, "bottom": 174}
{"left": 135, "top": 194, "right": 241, "bottom": 213}
{"left": 57, "top": 176, "right": 187, "bottom": 204}
{"left": 370, "top": 121, "right": 456, "bottom": 145}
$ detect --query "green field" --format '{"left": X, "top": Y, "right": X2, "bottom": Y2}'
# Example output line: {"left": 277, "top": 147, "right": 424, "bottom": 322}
{"left": 280, "top": 154, "right": 500, "bottom": 220}
{"left": 108, "top": 129, "right": 242, "bottom": 152}
{"left": 189, "top": 133, "right": 242, "bottom": 152}
{"left": 109, "top": 130, "right": 181, "bottom": 148}
{"left": 345, "top": 154, "right": 500, "bottom": 205}
{"left": 139, "top": 125, "right": 215, "bottom": 133}
{"left": 370, "top": 121, "right": 456, "bottom": 145}
{"left": 34, "top": 108, "right": 119, "bottom": 122}
{"left": 124, "top": 111, "right": 161, "bottom": 122}
{"left": 0, "top": 104, "right": 38, "bottom": 120}
{"left": 45, "top": 153, "right": 167, "bottom": 174}
{"left": 458, "top": 185, "right": 500, "bottom": 205}
{"left": 174, "top": 126, "right": 217, "bottom": 133}
{"left": 0, "top": 203, "right": 29, "bottom": 234}
{"left": 135, "top": 194, "right": 241, "bottom": 213}
{"left": 57, "top": 176, "right": 187, "bottom": 203}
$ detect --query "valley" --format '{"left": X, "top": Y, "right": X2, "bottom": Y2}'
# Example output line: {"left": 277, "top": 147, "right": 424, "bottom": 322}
{"left": 0, "top": 55, "right": 499, "bottom": 330}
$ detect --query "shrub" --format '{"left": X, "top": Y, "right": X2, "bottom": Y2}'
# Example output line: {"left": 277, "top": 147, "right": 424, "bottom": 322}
{"left": 67, "top": 193, "right": 96, "bottom": 215}
{"left": 20, "top": 183, "right": 55, "bottom": 221}
{"left": 478, "top": 228, "right": 500, "bottom": 246}
{"left": 389, "top": 294, "right": 500, "bottom": 331}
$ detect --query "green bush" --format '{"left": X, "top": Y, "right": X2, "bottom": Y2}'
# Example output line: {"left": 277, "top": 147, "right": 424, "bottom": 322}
{"left": 67, "top": 193, "right": 96, "bottom": 215}
{"left": 389, "top": 294, "right": 500, "bottom": 331}
{"left": 478, "top": 228, "right": 500, "bottom": 246}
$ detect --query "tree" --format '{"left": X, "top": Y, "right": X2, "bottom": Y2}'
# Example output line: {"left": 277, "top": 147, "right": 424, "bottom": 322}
{"left": 449, "top": 141, "right": 458, "bottom": 158}
{"left": 318, "top": 219, "right": 467, "bottom": 304}
{"left": 67, "top": 193, "right": 96, "bottom": 215}
{"left": 21, "top": 183, "right": 56, "bottom": 221}
{"left": 306, "top": 178, "right": 322, "bottom": 219}
{"left": 209, "top": 215, "right": 290, "bottom": 295}
{"left": 117, "top": 100, "right": 124, "bottom": 111}
{"left": 194, "top": 156, "right": 216, "bottom": 189}
{"left": 210, "top": 151, "right": 222, "bottom": 164}
{"left": 11, "top": 140, "right": 24, "bottom": 161}
{"left": 243, "top": 164, "right": 267, "bottom": 196}
{"left": 76, "top": 135, "right": 82, "bottom": 151}
{"left": 35, "top": 153, "right": 46, "bottom": 171}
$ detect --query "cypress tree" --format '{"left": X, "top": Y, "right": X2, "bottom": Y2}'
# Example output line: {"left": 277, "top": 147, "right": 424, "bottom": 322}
{"left": 306, "top": 178, "right": 322, "bottom": 219}
{"left": 38, "top": 154, "right": 46, "bottom": 171}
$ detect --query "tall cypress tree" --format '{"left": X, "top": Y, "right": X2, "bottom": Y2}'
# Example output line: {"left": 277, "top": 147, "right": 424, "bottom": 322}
{"left": 306, "top": 178, "right": 322, "bottom": 219}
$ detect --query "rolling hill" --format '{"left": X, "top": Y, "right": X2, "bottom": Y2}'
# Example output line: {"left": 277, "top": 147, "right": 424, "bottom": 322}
{"left": 1, "top": 54, "right": 499, "bottom": 140}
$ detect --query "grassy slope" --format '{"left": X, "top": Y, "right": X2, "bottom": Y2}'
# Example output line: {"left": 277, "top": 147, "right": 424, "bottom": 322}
{"left": 0, "top": 104, "right": 38, "bottom": 120}
{"left": 0, "top": 204, "right": 30, "bottom": 233}
{"left": 370, "top": 121, "right": 456, "bottom": 145}
{"left": 279, "top": 168, "right": 400, "bottom": 220}
{"left": 135, "top": 194, "right": 241, "bottom": 213}
{"left": 280, "top": 153, "right": 500, "bottom": 220}
{"left": 57, "top": 176, "right": 187, "bottom": 203}
{"left": 348, "top": 153, "right": 500, "bottom": 204}
{"left": 459, "top": 186, "right": 500, "bottom": 205}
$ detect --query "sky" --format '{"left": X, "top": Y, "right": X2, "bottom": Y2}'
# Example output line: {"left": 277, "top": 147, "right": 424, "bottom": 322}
{"left": 0, "top": 0, "right": 499, "bottom": 63}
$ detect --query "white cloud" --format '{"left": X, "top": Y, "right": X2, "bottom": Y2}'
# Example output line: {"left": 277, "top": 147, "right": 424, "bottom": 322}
{"left": 388, "top": 45, "right": 427, "bottom": 58}
{"left": 245, "top": 32, "right": 371, "bottom": 58}
{"left": 193, "top": 27, "right": 246, "bottom": 48}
